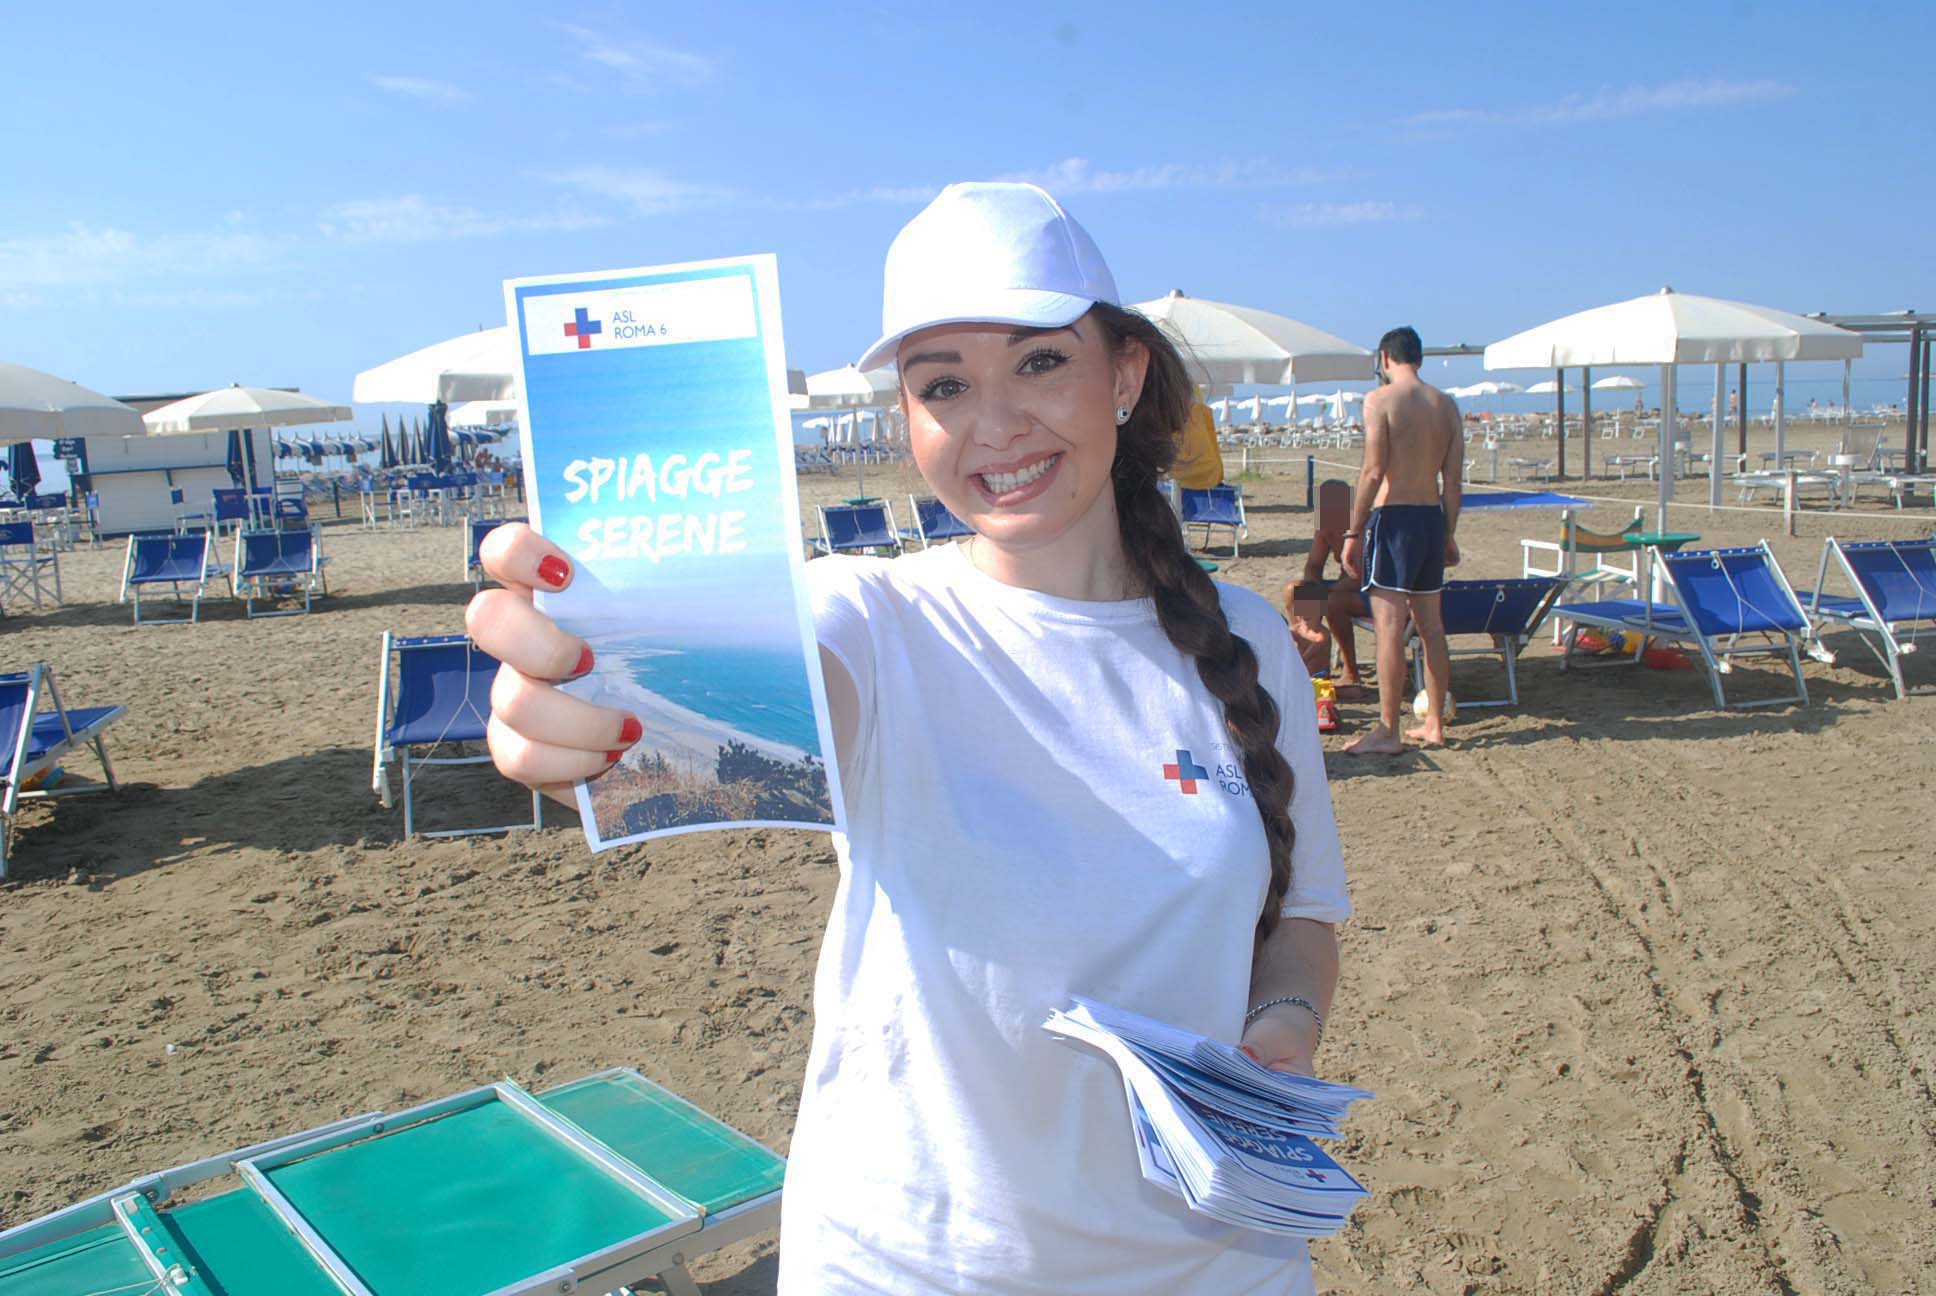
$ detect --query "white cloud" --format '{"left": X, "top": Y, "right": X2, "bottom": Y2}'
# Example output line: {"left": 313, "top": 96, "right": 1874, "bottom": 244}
{"left": 370, "top": 75, "right": 468, "bottom": 105}
{"left": 0, "top": 221, "right": 275, "bottom": 287}
{"left": 1263, "top": 201, "right": 1423, "bottom": 228}
{"left": 552, "top": 22, "right": 712, "bottom": 89}
{"left": 1406, "top": 78, "right": 1795, "bottom": 129}
{"left": 998, "top": 157, "right": 1335, "bottom": 194}
{"left": 535, "top": 166, "right": 732, "bottom": 216}
{"left": 317, "top": 195, "right": 606, "bottom": 244}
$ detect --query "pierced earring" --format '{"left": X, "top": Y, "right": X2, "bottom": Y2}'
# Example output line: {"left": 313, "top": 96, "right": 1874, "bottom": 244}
{"left": 1115, "top": 406, "right": 1131, "bottom": 425}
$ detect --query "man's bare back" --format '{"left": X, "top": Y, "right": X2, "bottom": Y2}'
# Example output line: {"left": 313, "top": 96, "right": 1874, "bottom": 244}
{"left": 1362, "top": 378, "right": 1462, "bottom": 507}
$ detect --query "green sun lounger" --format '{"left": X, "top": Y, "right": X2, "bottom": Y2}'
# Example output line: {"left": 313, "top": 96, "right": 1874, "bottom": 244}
{"left": 0, "top": 1069, "right": 785, "bottom": 1296}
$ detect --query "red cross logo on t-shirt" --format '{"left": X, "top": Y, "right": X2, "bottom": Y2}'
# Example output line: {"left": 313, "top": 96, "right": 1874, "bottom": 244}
{"left": 1162, "top": 749, "right": 1209, "bottom": 795}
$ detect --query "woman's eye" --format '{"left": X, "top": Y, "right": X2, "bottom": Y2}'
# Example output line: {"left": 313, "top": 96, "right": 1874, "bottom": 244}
{"left": 917, "top": 376, "right": 966, "bottom": 402}
{"left": 1018, "top": 348, "right": 1069, "bottom": 376}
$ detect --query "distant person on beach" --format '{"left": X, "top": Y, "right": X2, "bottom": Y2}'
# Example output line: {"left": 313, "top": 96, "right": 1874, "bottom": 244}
{"left": 469, "top": 182, "right": 1349, "bottom": 1294}
{"left": 1340, "top": 326, "right": 1462, "bottom": 754}
{"left": 1284, "top": 478, "right": 1366, "bottom": 692}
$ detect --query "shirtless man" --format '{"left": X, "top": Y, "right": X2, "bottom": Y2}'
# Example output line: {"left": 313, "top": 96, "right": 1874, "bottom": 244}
{"left": 1341, "top": 326, "right": 1462, "bottom": 753}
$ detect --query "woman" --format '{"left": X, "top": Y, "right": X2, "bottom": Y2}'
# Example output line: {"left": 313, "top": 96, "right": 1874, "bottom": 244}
{"left": 469, "top": 182, "right": 1350, "bottom": 1294}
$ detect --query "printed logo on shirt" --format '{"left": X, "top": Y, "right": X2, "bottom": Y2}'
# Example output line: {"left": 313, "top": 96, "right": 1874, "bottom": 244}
{"left": 1161, "top": 749, "right": 1209, "bottom": 794}
{"left": 1166, "top": 744, "right": 1253, "bottom": 798}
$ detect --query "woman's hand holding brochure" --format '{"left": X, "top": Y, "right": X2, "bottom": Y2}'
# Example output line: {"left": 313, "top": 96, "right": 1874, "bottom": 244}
{"left": 1044, "top": 998, "right": 1374, "bottom": 1238}
{"left": 467, "top": 522, "right": 640, "bottom": 799}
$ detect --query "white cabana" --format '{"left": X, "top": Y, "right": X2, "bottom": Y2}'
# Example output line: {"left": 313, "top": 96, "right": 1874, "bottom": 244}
{"left": 0, "top": 361, "right": 145, "bottom": 444}
{"left": 449, "top": 400, "right": 519, "bottom": 428}
{"left": 1485, "top": 288, "right": 1864, "bottom": 519}
{"left": 353, "top": 327, "right": 516, "bottom": 404}
{"left": 1132, "top": 291, "right": 1374, "bottom": 386}
{"left": 805, "top": 365, "right": 898, "bottom": 410}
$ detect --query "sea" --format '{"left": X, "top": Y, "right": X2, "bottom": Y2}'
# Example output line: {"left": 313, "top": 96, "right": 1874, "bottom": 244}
{"left": 611, "top": 642, "right": 822, "bottom": 756}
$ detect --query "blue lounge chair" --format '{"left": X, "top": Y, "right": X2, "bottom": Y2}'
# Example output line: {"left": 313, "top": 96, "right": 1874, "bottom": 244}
{"left": 0, "top": 1069, "right": 784, "bottom": 1296}
{"left": 1181, "top": 483, "right": 1247, "bottom": 556}
{"left": 1410, "top": 577, "right": 1562, "bottom": 709}
{"left": 167, "top": 486, "right": 214, "bottom": 533}
{"left": 0, "top": 664, "right": 123, "bottom": 880}
{"left": 120, "top": 532, "right": 232, "bottom": 625}
{"left": 900, "top": 494, "right": 974, "bottom": 548}
{"left": 468, "top": 516, "right": 525, "bottom": 586}
{"left": 211, "top": 487, "right": 250, "bottom": 535}
{"left": 1556, "top": 543, "right": 1813, "bottom": 709}
{"left": 812, "top": 501, "right": 902, "bottom": 556}
{"left": 372, "top": 631, "right": 542, "bottom": 838}
{"left": 1806, "top": 536, "right": 1936, "bottom": 698}
{"left": 234, "top": 527, "right": 328, "bottom": 618}
{"left": 0, "top": 521, "right": 60, "bottom": 611}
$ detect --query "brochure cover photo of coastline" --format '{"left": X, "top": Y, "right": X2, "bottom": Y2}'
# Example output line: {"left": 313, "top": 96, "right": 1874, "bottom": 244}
{"left": 578, "top": 634, "right": 834, "bottom": 841}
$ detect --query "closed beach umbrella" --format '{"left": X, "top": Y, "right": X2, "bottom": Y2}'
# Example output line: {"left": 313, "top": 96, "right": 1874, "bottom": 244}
{"left": 8, "top": 441, "right": 41, "bottom": 498}
{"left": 1486, "top": 287, "right": 1863, "bottom": 520}
{"left": 1132, "top": 291, "right": 1374, "bottom": 386}
{"left": 380, "top": 415, "right": 398, "bottom": 469}
{"left": 0, "top": 361, "right": 146, "bottom": 444}
{"left": 426, "top": 402, "right": 454, "bottom": 470}
{"left": 225, "top": 429, "right": 259, "bottom": 489}
{"left": 353, "top": 326, "right": 516, "bottom": 404}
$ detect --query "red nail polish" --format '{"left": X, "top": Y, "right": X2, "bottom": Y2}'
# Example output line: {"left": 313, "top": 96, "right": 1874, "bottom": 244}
{"left": 537, "top": 554, "right": 571, "bottom": 588}
{"left": 618, "top": 715, "right": 643, "bottom": 745}
{"left": 569, "top": 646, "right": 594, "bottom": 679}
{"left": 605, "top": 750, "right": 624, "bottom": 764}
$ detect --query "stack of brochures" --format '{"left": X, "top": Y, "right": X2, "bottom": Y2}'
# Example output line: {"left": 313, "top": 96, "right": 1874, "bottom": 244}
{"left": 1044, "top": 997, "right": 1374, "bottom": 1239}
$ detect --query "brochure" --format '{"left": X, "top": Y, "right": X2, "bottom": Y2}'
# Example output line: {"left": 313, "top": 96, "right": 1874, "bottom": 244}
{"left": 1045, "top": 997, "right": 1373, "bottom": 1238}
{"left": 505, "top": 256, "right": 841, "bottom": 850}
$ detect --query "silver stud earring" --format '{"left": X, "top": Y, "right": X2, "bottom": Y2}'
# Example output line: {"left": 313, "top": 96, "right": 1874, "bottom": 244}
{"left": 1115, "top": 406, "right": 1131, "bottom": 425}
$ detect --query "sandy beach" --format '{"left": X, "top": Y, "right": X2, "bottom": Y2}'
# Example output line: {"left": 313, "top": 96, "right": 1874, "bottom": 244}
{"left": 2, "top": 420, "right": 1932, "bottom": 1294}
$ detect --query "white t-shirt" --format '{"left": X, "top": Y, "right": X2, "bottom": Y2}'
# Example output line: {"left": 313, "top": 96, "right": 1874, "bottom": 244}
{"left": 782, "top": 542, "right": 1350, "bottom": 1296}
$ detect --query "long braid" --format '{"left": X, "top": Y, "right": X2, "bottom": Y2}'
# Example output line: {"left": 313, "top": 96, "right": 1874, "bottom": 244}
{"left": 1093, "top": 304, "right": 1298, "bottom": 947}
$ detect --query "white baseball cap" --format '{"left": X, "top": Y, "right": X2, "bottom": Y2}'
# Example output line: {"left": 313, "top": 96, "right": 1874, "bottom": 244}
{"left": 856, "top": 181, "right": 1119, "bottom": 373}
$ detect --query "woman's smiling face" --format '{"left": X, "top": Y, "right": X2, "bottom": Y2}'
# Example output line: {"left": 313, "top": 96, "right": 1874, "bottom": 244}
{"left": 898, "top": 315, "right": 1145, "bottom": 566}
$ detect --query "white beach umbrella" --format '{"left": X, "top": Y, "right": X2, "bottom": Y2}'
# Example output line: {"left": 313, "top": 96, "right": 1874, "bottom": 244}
{"left": 1232, "top": 395, "right": 1263, "bottom": 423}
{"left": 805, "top": 365, "right": 898, "bottom": 410}
{"left": 1525, "top": 379, "right": 1578, "bottom": 395}
{"left": 1590, "top": 375, "right": 1646, "bottom": 391}
{"left": 1132, "top": 291, "right": 1374, "bottom": 385}
{"left": 1209, "top": 398, "right": 1230, "bottom": 422}
{"left": 142, "top": 385, "right": 351, "bottom": 434}
{"left": 0, "top": 361, "right": 146, "bottom": 444}
{"left": 353, "top": 326, "right": 517, "bottom": 404}
{"left": 1486, "top": 287, "right": 1863, "bottom": 519}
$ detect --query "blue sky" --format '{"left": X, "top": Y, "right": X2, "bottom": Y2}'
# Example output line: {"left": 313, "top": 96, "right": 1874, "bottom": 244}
{"left": 3, "top": 1, "right": 1932, "bottom": 427}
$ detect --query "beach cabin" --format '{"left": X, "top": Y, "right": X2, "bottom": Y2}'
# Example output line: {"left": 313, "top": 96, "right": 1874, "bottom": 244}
{"left": 72, "top": 392, "right": 277, "bottom": 536}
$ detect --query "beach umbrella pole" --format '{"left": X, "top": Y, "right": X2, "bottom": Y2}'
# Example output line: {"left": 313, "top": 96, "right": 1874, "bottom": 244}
{"left": 1658, "top": 364, "right": 1676, "bottom": 530}
{"left": 1710, "top": 364, "right": 1726, "bottom": 509}
{"left": 1581, "top": 368, "right": 1592, "bottom": 480}
{"left": 1774, "top": 361, "right": 1787, "bottom": 469}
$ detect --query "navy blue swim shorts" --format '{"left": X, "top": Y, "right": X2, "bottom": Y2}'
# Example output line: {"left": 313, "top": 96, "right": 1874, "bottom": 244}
{"left": 1362, "top": 504, "right": 1446, "bottom": 594}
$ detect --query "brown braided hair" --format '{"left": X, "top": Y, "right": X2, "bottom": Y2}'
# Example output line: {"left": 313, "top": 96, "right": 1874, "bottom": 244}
{"left": 1091, "top": 303, "right": 1297, "bottom": 948}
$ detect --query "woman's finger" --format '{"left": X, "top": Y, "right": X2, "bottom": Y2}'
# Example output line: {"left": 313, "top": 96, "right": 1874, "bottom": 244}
{"left": 466, "top": 587, "right": 591, "bottom": 682}
{"left": 490, "top": 662, "right": 639, "bottom": 753}
{"left": 487, "top": 714, "right": 625, "bottom": 788}
{"left": 479, "top": 522, "right": 575, "bottom": 595}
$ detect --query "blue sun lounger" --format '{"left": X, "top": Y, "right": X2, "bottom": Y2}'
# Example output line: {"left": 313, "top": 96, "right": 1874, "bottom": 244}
{"left": 900, "top": 494, "right": 975, "bottom": 548}
{"left": 373, "top": 632, "right": 542, "bottom": 838}
{"left": 0, "top": 664, "right": 123, "bottom": 880}
{"left": 813, "top": 501, "right": 902, "bottom": 556}
{"left": 1181, "top": 484, "right": 1247, "bottom": 556}
{"left": 1556, "top": 543, "right": 1812, "bottom": 709}
{"left": 1806, "top": 536, "right": 1936, "bottom": 699}
{"left": 120, "top": 531, "right": 232, "bottom": 624}
{"left": 234, "top": 526, "right": 328, "bottom": 618}
{"left": 1412, "top": 577, "right": 1563, "bottom": 709}
{"left": 0, "top": 1069, "right": 786, "bottom": 1296}
{"left": 467, "top": 516, "right": 525, "bottom": 586}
